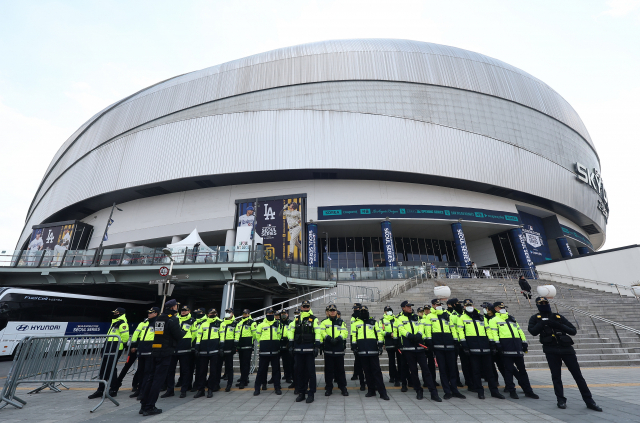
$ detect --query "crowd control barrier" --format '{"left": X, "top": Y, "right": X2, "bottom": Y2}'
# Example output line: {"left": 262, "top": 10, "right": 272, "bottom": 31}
{"left": 0, "top": 334, "right": 122, "bottom": 413}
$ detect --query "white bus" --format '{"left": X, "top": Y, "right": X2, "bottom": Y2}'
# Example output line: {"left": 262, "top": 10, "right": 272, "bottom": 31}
{"left": 0, "top": 287, "right": 153, "bottom": 357}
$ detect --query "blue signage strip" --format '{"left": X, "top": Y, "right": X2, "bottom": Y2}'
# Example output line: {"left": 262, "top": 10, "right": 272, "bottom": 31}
{"left": 560, "top": 225, "right": 593, "bottom": 250}
{"left": 380, "top": 221, "right": 397, "bottom": 267}
{"left": 577, "top": 247, "right": 590, "bottom": 256}
{"left": 307, "top": 223, "right": 318, "bottom": 267}
{"left": 556, "top": 237, "right": 573, "bottom": 259}
{"left": 451, "top": 223, "right": 471, "bottom": 268}
{"left": 509, "top": 228, "right": 537, "bottom": 278}
{"left": 65, "top": 322, "right": 110, "bottom": 336}
{"left": 318, "top": 204, "right": 520, "bottom": 225}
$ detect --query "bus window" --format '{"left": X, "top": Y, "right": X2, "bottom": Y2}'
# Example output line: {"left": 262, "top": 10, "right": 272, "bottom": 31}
{"left": 51, "top": 304, "right": 86, "bottom": 322}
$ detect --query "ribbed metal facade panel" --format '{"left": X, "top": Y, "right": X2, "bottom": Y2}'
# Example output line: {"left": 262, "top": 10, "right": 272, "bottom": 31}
{"left": 20, "top": 110, "right": 604, "bottom": 244}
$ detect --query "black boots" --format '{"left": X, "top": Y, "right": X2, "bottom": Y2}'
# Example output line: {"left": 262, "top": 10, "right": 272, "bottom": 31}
{"left": 193, "top": 390, "right": 205, "bottom": 398}
{"left": 87, "top": 391, "right": 103, "bottom": 399}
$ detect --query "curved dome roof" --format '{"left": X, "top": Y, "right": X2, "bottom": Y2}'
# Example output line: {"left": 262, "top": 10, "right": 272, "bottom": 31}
{"left": 24, "top": 39, "right": 600, "bottom": 247}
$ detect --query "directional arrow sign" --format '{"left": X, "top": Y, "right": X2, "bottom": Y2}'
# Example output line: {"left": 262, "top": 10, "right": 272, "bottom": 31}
{"left": 149, "top": 280, "right": 166, "bottom": 284}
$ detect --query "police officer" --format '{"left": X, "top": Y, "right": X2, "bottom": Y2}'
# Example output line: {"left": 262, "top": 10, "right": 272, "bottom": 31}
{"left": 350, "top": 303, "right": 366, "bottom": 390}
{"left": 482, "top": 301, "right": 522, "bottom": 391}
{"left": 287, "top": 308, "right": 300, "bottom": 390}
{"left": 253, "top": 308, "right": 283, "bottom": 396}
{"left": 488, "top": 301, "right": 538, "bottom": 400}
{"left": 193, "top": 308, "right": 221, "bottom": 398}
{"left": 139, "top": 299, "right": 183, "bottom": 416}
{"left": 352, "top": 305, "right": 389, "bottom": 400}
{"left": 128, "top": 307, "right": 159, "bottom": 398}
{"left": 457, "top": 299, "right": 504, "bottom": 400}
{"left": 235, "top": 309, "right": 256, "bottom": 389}
{"left": 420, "top": 303, "right": 438, "bottom": 388}
{"left": 424, "top": 299, "right": 466, "bottom": 400}
{"left": 379, "top": 305, "right": 401, "bottom": 386}
{"left": 397, "top": 300, "right": 441, "bottom": 401}
{"left": 290, "top": 300, "right": 321, "bottom": 403}
{"left": 320, "top": 304, "right": 348, "bottom": 396}
{"left": 528, "top": 297, "right": 602, "bottom": 411}
{"left": 162, "top": 305, "right": 195, "bottom": 398}
{"left": 278, "top": 310, "right": 294, "bottom": 384}
{"left": 219, "top": 308, "right": 238, "bottom": 392}
{"left": 88, "top": 307, "right": 130, "bottom": 399}
{"left": 189, "top": 307, "right": 207, "bottom": 390}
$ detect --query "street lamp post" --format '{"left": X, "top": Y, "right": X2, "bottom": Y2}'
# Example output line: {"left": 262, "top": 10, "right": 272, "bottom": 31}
{"left": 322, "top": 231, "right": 329, "bottom": 281}
{"left": 94, "top": 202, "right": 122, "bottom": 266}
{"left": 161, "top": 248, "right": 174, "bottom": 312}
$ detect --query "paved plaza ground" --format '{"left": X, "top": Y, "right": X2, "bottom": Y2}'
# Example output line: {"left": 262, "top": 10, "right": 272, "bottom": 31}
{"left": 1, "top": 362, "right": 640, "bottom": 423}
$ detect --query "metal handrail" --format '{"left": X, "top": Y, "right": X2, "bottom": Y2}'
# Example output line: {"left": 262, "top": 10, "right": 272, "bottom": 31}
{"left": 380, "top": 274, "right": 424, "bottom": 302}
{"left": 553, "top": 301, "right": 640, "bottom": 336}
{"left": 537, "top": 270, "right": 639, "bottom": 298}
{"left": 238, "top": 288, "right": 328, "bottom": 321}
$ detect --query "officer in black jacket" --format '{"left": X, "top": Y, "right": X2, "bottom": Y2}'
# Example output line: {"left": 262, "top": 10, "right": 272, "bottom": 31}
{"left": 528, "top": 297, "right": 602, "bottom": 412}
{"left": 278, "top": 310, "right": 293, "bottom": 384}
{"left": 139, "top": 299, "right": 184, "bottom": 417}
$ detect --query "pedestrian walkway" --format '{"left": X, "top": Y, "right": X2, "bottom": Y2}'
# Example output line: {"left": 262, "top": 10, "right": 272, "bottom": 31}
{"left": 1, "top": 365, "right": 640, "bottom": 422}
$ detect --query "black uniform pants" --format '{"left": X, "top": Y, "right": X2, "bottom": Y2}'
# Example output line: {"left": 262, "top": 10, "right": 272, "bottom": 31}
{"left": 194, "top": 354, "right": 219, "bottom": 391}
{"left": 238, "top": 348, "right": 253, "bottom": 384}
{"left": 545, "top": 352, "right": 594, "bottom": 405}
{"left": 459, "top": 347, "right": 472, "bottom": 387}
{"left": 140, "top": 355, "right": 172, "bottom": 411}
{"left": 294, "top": 353, "right": 316, "bottom": 394}
{"left": 223, "top": 352, "right": 235, "bottom": 388}
{"left": 469, "top": 354, "right": 500, "bottom": 396}
{"left": 403, "top": 351, "right": 436, "bottom": 394}
{"left": 453, "top": 347, "right": 462, "bottom": 385}
{"left": 133, "top": 355, "right": 148, "bottom": 392}
{"left": 425, "top": 349, "right": 437, "bottom": 384}
{"left": 165, "top": 354, "right": 193, "bottom": 393}
{"left": 324, "top": 353, "right": 347, "bottom": 391}
{"left": 359, "top": 354, "right": 387, "bottom": 396}
{"left": 255, "top": 354, "right": 281, "bottom": 391}
{"left": 353, "top": 353, "right": 365, "bottom": 385}
{"left": 434, "top": 349, "right": 461, "bottom": 395}
{"left": 116, "top": 350, "right": 137, "bottom": 388}
{"left": 280, "top": 349, "right": 293, "bottom": 380}
{"left": 97, "top": 349, "right": 122, "bottom": 392}
{"left": 386, "top": 348, "right": 400, "bottom": 382}
{"left": 502, "top": 355, "right": 533, "bottom": 393}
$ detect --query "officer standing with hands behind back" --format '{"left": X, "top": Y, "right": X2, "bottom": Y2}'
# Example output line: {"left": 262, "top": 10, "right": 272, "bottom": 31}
{"left": 528, "top": 297, "right": 602, "bottom": 412}
{"left": 290, "top": 300, "right": 321, "bottom": 403}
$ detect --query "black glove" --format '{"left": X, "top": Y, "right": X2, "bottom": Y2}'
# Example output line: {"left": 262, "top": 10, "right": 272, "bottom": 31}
{"left": 314, "top": 347, "right": 319, "bottom": 357}
{"left": 194, "top": 350, "right": 200, "bottom": 357}
{"left": 406, "top": 333, "right": 415, "bottom": 340}
{"left": 324, "top": 335, "right": 333, "bottom": 344}
{"left": 332, "top": 336, "right": 341, "bottom": 345}
{"left": 415, "top": 333, "right": 423, "bottom": 341}
{"left": 426, "top": 340, "right": 434, "bottom": 350}
{"left": 351, "top": 343, "right": 358, "bottom": 353}
{"left": 288, "top": 344, "right": 294, "bottom": 353}
{"left": 378, "top": 343, "right": 384, "bottom": 356}
{"left": 522, "top": 342, "right": 528, "bottom": 353}
{"left": 490, "top": 344, "right": 497, "bottom": 355}
{"left": 461, "top": 341, "right": 470, "bottom": 355}
{"left": 218, "top": 349, "right": 224, "bottom": 357}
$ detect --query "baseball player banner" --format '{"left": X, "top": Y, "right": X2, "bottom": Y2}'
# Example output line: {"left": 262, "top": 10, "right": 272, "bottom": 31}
{"left": 235, "top": 195, "right": 306, "bottom": 263}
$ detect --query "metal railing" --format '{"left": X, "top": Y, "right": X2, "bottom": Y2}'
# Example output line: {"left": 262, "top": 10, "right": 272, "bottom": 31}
{"left": 537, "top": 271, "right": 639, "bottom": 299}
{"left": 0, "top": 334, "right": 122, "bottom": 413}
{"left": 380, "top": 274, "right": 426, "bottom": 302}
{"left": 325, "top": 284, "right": 381, "bottom": 304}
{"left": 553, "top": 301, "right": 640, "bottom": 337}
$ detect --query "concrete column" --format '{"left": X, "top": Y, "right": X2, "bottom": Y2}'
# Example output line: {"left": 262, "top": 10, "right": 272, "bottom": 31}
{"left": 171, "top": 235, "right": 183, "bottom": 244}
{"left": 556, "top": 237, "right": 573, "bottom": 258}
{"left": 577, "top": 247, "right": 590, "bottom": 256}
{"left": 263, "top": 295, "right": 273, "bottom": 308}
{"left": 225, "top": 229, "right": 236, "bottom": 262}
{"left": 508, "top": 228, "right": 536, "bottom": 278}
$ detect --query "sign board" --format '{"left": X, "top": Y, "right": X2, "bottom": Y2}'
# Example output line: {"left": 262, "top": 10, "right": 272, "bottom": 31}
{"left": 159, "top": 266, "right": 169, "bottom": 277}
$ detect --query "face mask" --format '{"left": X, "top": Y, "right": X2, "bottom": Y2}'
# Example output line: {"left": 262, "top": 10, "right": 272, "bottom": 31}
{"left": 454, "top": 304, "right": 463, "bottom": 314}
{"left": 499, "top": 309, "right": 507, "bottom": 314}
{"left": 266, "top": 315, "right": 274, "bottom": 321}
{"left": 435, "top": 306, "right": 443, "bottom": 311}
{"left": 224, "top": 313, "right": 231, "bottom": 318}
{"left": 465, "top": 306, "right": 474, "bottom": 313}
{"left": 482, "top": 308, "right": 488, "bottom": 314}
{"left": 386, "top": 311, "right": 393, "bottom": 316}
{"left": 360, "top": 311, "right": 370, "bottom": 320}
{"left": 537, "top": 304, "right": 552, "bottom": 313}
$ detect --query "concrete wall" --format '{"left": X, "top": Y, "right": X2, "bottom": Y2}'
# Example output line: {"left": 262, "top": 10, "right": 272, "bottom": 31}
{"left": 467, "top": 237, "right": 499, "bottom": 267}
{"left": 536, "top": 246, "right": 640, "bottom": 290}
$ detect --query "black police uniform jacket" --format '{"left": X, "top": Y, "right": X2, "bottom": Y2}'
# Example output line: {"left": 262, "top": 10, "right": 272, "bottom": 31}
{"left": 528, "top": 311, "right": 576, "bottom": 355}
{"left": 152, "top": 312, "right": 184, "bottom": 357}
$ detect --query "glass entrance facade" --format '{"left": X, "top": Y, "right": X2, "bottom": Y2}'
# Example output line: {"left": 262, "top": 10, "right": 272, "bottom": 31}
{"left": 318, "top": 237, "right": 460, "bottom": 268}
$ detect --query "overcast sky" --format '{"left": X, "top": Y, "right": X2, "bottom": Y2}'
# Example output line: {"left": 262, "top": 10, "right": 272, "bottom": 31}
{"left": 1, "top": 0, "right": 638, "bottom": 250}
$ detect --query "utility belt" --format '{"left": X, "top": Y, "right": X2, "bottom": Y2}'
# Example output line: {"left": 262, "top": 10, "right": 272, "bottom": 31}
{"left": 541, "top": 332, "right": 574, "bottom": 347}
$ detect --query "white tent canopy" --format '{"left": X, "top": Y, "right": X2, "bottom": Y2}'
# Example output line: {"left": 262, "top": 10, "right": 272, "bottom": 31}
{"left": 166, "top": 228, "right": 210, "bottom": 250}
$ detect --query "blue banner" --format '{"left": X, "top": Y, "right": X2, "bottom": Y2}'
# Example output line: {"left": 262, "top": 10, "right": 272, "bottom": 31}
{"left": 380, "top": 221, "right": 397, "bottom": 267}
{"left": 318, "top": 204, "right": 520, "bottom": 225}
{"left": 307, "top": 223, "right": 318, "bottom": 267}
{"left": 560, "top": 225, "right": 593, "bottom": 250}
{"left": 577, "top": 247, "right": 590, "bottom": 256}
{"left": 64, "top": 322, "right": 110, "bottom": 336}
{"left": 451, "top": 223, "right": 472, "bottom": 268}
{"left": 519, "top": 212, "right": 552, "bottom": 264}
{"left": 508, "top": 228, "right": 536, "bottom": 278}
{"left": 556, "top": 237, "right": 573, "bottom": 258}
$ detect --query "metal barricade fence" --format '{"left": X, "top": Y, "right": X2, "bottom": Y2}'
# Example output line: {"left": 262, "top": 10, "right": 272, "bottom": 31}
{"left": 0, "top": 334, "right": 122, "bottom": 413}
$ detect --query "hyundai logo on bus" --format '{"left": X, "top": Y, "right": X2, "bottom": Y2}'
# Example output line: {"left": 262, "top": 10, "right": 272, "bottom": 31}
{"left": 16, "top": 325, "right": 29, "bottom": 331}
{"left": 16, "top": 324, "right": 61, "bottom": 331}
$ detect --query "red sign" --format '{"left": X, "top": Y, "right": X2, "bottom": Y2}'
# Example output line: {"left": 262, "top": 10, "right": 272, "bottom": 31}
{"left": 159, "top": 266, "right": 169, "bottom": 277}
